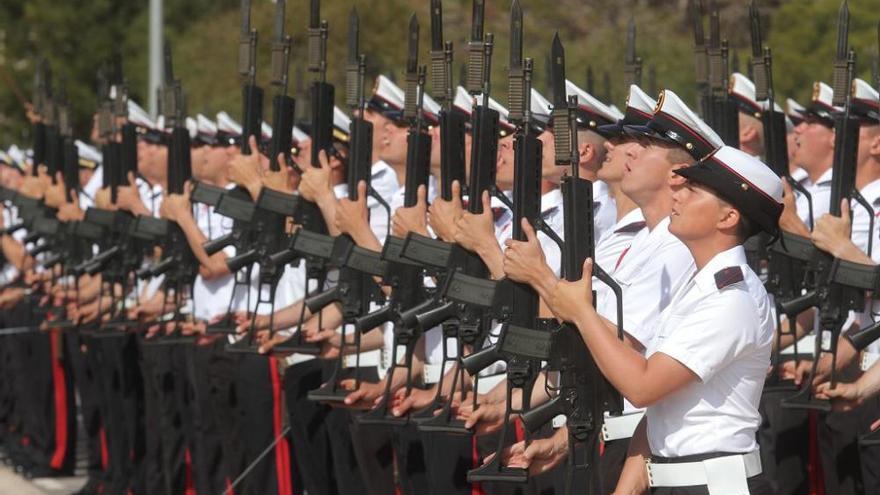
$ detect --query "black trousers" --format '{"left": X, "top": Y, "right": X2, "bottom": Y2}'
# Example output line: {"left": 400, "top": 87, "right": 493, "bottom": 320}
{"left": 339, "top": 365, "right": 394, "bottom": 495}
{"left": 234, "top": 354, "right": 294, "bottom": 495}
{"left": 206, "top": 344, "right": 244, "bottom": 489}
{"left": 65, "top": 332, "right": 103, "bottom": 480}
{"left": 139, "top": 337, "right": 168, "bottom": 495}
{"left": 600, "top": 438, "right": 630, "bottom": 494}
{"left": 857, "top": 393, "right": 880, "bottom": 493}
{"left": 93, "top": 334, "right": 137, "bottom": 492}
{"left": 284, "top": 359, "right": 335, "bottom": 495}
{"left": 757, "top": 388, "right": 809, "bottom": 495}
{"left": 423, "top": 430, "right": 476, "bottom": 495}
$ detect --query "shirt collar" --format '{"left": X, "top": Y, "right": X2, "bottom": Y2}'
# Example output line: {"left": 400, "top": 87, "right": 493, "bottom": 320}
{"left": 815, "top": 167, "right": 833, "bottom": 186}
{"left": 692, "top": 245, "right": 748, "bottom": 294}
{"left": 859, "top": 178, "right": 880, "bottom": 206}
{"left": 541, "top": 188, "right": 563, "bottom": 216}
{"left": 613, "top": 208, "right": 645, "bottom": 231}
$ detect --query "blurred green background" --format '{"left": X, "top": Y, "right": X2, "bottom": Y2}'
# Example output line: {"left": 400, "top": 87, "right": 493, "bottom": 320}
{"left": 0, "top": 0, "right": 878, "bottom": 146}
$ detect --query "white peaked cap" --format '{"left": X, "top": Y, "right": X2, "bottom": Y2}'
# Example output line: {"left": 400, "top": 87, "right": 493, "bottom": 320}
{"left": 127, "top": 99, "right": 155, "bottom": 129}
{"left": 75, "top": 140, "right": 103, "bottom": 166}
{"left": 565, "top": 79, "right": 624, "bottom": 129}
{"left": 292, "top": 126, "right": 309, "bottom": 144}
{"left": 216, "top": 111, "right": 243, "bottom": 137}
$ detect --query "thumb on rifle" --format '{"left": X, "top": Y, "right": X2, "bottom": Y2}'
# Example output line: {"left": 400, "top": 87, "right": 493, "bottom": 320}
{"left": 521, "top": 217, "right": 538, "bottom": 244}
{"left": 416, "top": 184, "right": 427, "bottom": 208}
{"left": 451, "top": 180, "right": 462, "bottom": 207}
{"left": 357, "top": 180, "right": 368, "bottom": 204}
{"left": 840, "top": 198, "right": 851, "bottom": 222}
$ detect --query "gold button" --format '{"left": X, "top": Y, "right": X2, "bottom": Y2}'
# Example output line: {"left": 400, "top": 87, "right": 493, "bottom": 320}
{"left": 741, "top": 183, "right": 749, "bottom": 191}
{"left": 686, "top": 143, "right": 694, "bottom": 150}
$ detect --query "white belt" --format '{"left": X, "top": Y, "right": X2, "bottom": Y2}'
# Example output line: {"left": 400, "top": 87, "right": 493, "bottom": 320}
{"left": 424, "top": 363, "right": 443, "bottom": 385}
{"left": 476, "top": 373, "right": 506, "bottom": 394}
{"left": 862, "top": 351, "right": 880, "bottom": 371}
{"left": 647, "top": 450, "right": 762, "bottom": 494}
{"left": 602, "top": 412, "right": 644, "bottom": 441}
{"left": 343, "top": 349, "right": 381, "bottom": 369}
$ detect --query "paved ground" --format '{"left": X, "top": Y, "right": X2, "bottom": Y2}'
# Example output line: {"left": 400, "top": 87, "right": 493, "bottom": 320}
{"left": 0, "top": 464, "right": 86, "bottom": 494}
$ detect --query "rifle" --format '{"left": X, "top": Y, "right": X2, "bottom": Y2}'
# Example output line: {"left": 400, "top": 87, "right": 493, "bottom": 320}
{"left": 32, "top": 59, "right": 51, "bottom": 174}
{"left": 519, "top": 34, "right": 624, "bottom": 495}
{"left": 301, "top": 8, "right": 380, "bottom": 385}
{"left": 142, "top": 41, "right": 199, "bottom": 345}
{"left": 224, "top": 0, "right": 300, "bottom": 353}
{"left": 461, "top": 1, "right": 543, "bottom": 483}
{"left": 239, "top": 0, "right": 262, "bottom": 154}
{"left": 748, "top": 0, "right": 814, "bottom": 391}
{"left": 780, "top": 1, "right": 870, "bottom": 412}
{"left": 400, "top": 0, "right": 473, "bottom": 430}
{"left": 355, "top": 12, "right": 433, "bottom": 423}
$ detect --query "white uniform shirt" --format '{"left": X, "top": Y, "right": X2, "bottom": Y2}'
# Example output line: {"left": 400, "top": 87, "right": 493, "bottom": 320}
{"left": 646, "top": 245, "right": 773, "bottom": 457}
{"left": 593, "top": 208, "right": 646, "bottom": 273}
{"left": 538, "top": 188, "right": 565, "bottom": 276}
{"left": 595, "top": 216, "right": 695, "bottom": 348}
{"left": 795, "top": 167, "right": 832, "bottom": 229}
{"left": 593, "top": 180, "right": 617, "bottom": 242}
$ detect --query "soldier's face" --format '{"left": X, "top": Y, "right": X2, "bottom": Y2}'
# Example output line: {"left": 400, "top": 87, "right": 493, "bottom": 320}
{"left": 78, "top": 168, "right": 95, "bottom": 189}
{"left": 495, "top": 134, "right": 515, "bottom": 190}
{"left": 786, "top": 132, "right": 798, "bottom": 166}
{"left": 364, "top": 110, "right": 391, "bottom": 157}
{"left": 598, "top": 138, "right": 634, "bottom": 184}
{"left": 293, "top": 138, "right": 312, "bottom": 169}
{"left": 669, "top": 180, "right": 732, "bottom": 242}
{"left": 857, "top": 124, "right": 880, "bottom": 170}
{"left": 380, "top": 122, "right": 409, "bottom": 166}
{"left": 0, "top": 166, "right": 22, "bottom": 190}
{"left": 621, "top": 141, "right": 674, "bottom": 205}
{"left": 793, "top": 120, "right": 834, "bottom": 174}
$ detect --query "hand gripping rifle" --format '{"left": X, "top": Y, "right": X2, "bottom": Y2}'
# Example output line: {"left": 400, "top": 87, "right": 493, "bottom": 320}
{"left": 518, "top": 34, "right": 624, "bottom": 495}
{"left": 354, "top": 13, "right": 433, "bottom": 422}
{"left": 780, "top": 1, "right": 873, "bottom": 412}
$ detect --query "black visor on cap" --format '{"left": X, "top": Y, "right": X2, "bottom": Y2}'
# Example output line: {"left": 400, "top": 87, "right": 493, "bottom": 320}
{"left": 674, "top": 160, "right": 783, "bottom": 236}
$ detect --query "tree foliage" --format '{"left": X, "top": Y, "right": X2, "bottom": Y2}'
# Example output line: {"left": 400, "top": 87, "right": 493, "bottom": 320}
{"left": 1, "top": 0, "right": 878, "bottom": 147}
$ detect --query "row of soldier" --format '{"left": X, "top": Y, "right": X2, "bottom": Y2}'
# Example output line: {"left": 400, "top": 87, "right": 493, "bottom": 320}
{"left": 2, "top": 0, "right": 880, "bottom": 494}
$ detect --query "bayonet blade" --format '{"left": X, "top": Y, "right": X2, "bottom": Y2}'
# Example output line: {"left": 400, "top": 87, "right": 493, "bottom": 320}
{"left": 430, "top": 0, "right": 443, "bottom": 52}
{"left": 348, "top": 7, "right": 359, "bottom": 66}
{"left": 836, "top": 0, "right": 850, "bottom": 61}
{"left": 750, "top": 2, "right": 763, "bottom": 57}
{"left": 274, "top": 0, "right": 286, "bottom": 42}
{"left": 310, "top": 0, "right": 320, "bottom": 30}
{"left": 407, "top": 14, "right": 419, "bottom": 74}
{"left": 163, "top": 40, "right": 174, "bottom": 84}
{"left": 241, "top": 0, "right": 251, "bottom": 36}
{"left": 510, "top": 0, "right": 523, "bottom": 70}
{"left": 471, "top": 0, "right": 485, "bottom": 42}
{"left": 551, "top": 34, "right": 567, "bottom": 109}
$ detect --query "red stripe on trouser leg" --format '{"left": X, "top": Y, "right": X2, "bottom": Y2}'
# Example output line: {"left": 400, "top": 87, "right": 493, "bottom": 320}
{"left": 807, "top": 412, "right": 825, "bottom": 495}
{"left": 49, "top": 329, "right": 69, "bottom": 469}
{"left": 514, "top": 418, "right": 525, "bottom": 442}
{"left": 225, "top": 477, "right": 234, "bottom": 495}
{"left": 184, "top": 448, "right": 195, "bottom": 495}
{"left": 599, "top": 438, "right": 605, "bottom": 457}
{"left": 470, "top": 436, "right": 485, "bottom": 495}
{"left": 269, "top": 358, "right": 293, "bottom": 495}
{"left": 99, "top": 427, "right": 109, "bottom": 470}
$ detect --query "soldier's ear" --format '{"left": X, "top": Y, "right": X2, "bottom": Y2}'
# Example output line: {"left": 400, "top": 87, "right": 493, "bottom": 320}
{"left": 869, "top": 130, "right": 880, "bottom": 158}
